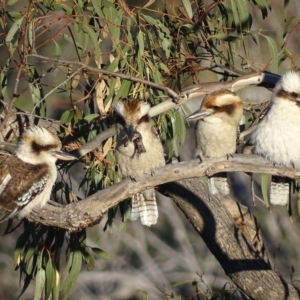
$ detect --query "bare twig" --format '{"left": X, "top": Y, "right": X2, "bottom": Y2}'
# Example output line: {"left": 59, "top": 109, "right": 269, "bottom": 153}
{"left": 27, "top": 54, "right": 181, "bottom": 100}
{"left": 31, "top": 67, "right": 85, "bottom": 114}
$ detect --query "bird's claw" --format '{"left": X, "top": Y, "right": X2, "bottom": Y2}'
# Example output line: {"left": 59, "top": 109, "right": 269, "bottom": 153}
{"left": 129, "top": 175, "right": 136, "bottom": 182}
{"left": 197, "top": 153, "right": 207, "bottom": 163}
{"left": 226, "top": 153, "right": 234, "bottom": 160}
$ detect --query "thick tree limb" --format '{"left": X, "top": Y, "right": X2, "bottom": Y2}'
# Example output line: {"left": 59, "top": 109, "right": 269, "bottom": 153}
{"left": 160, "top": 179, "right": 300, "bottom": 300}
{"left": 26, "top": 154, "right": 300, "bottom": 230}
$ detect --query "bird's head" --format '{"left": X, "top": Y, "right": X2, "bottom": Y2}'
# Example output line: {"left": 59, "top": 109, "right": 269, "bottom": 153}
{"left": 114, "top": 99, "right": 151, "bottom": 141}
{"left": 15, "top": 126, "right": 76, "bottom": 165}
{"left": 272, "top": 71, "right": 300, "bottom": 106}
{"left": 186, "top": 89, "right": 243, "bottom": 126}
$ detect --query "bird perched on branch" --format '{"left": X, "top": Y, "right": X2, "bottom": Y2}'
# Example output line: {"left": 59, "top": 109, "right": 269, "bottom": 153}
{"left": 114, "top": 99, "right": 165, "bottom": 227}
{"left": 0, "top": 126, "right": 76, "bottom": 222}
{"left": 186, "top": 89, "right": 243, "bottom": 195}
{"left": 252, "top": 71, "right": 300, "bottom": 205}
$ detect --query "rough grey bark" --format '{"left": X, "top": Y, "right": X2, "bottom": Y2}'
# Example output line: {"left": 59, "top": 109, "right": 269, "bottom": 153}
{"left": 25, "top": 154, "right": 300, "bottom": 230}
{"left": 159, "top": 178, "right": 300, "bottom": 300}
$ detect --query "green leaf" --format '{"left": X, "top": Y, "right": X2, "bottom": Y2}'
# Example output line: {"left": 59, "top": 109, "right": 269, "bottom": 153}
{"left": 177, "top": 114, "right": 186, "bottom": 145}
{"left": 60, "top": 250, "right": 82, "bottom": 300}
{"left": 172, "top": 280, "right": 190, "bottom": 287}
{"left": 24, "top": 244, "right": 36, "bottom": 263}
{"left": 34, "top": 268, "right": 46, "bottom": 300}
{"left": 91, "top": 247, "right": 112, "bottom": 259}
{"left": 236, "top": 0, "right": 249, "bottom": 24}
{"left": 260, "top": 34, "right": 278, "bottom": 73}
{"left": 143, "top": 15, "right": 157, "bottom": 26}
{"left": 182, "top": 0, "right": 193, "bottom": 19}
{"left": 60, "top": 110, "right": 74, "bottom": 124}
{"left": 261, "top": 174, "right": 271, "bottom": 208}
{"left": 90, "top": 0, "right": 103, "bottom": 17}
{"left": 26, "top": 255, "right": 37, "bottom": 276}
{"left": 82, "top": 24, "right": 101, "bottom": 62}
{"left": 283, "top": 16, "right": 295, "bottom": 39}
{"left": 253, "top": 0, "right": 269, "bottom": 18}
{"left": 28, "top": 22, "right": 33, "bottom": 47}
{"left": 14, "top": 231, "right": 30, "bottom": 266}
{"left": 7, "top": 0, "right": 19, "bottom": 5}
{"left": 54, "top": 41, "right": 62, "bottom": 58}
{"left": 16, "top": 274, "right": 32, "bottom": 300}
{"left": 52, "top": 269, "right": 60, "bottom": 300}
{"left": 29, "top": 83, "right": 40, "bottom": 103}
{"left": 45, "top": 258, "right": 55, "bottom": 300}
{"left": 137, "top": 30, "right": 144, "bottom": 57}
{"left": 114, "top": 80, "right": 132, "bottom": 101}
{"left": 84, "top": 113, "right": 99, "bottom": 123}
{"left": 83, "top": 248, "right": 96, "bottom": 271}
{"left": 6, "top": 17, "right": 24, "bottom": 43}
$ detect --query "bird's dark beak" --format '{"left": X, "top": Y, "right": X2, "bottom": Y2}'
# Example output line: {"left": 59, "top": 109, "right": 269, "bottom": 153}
{"left": 51, "top": 150, "right": 78, "bottom": 161}
{"left": 125, "top": 126, "right": 137, "bottom": 142}
{"left": 186, "top": 109, "right": 213, "bottom": 121}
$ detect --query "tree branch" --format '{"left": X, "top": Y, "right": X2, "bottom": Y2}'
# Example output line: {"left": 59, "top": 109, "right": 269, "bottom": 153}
{"left": 27, "top": 54, "right": 181, "bottom": 100}
{"left": 25, "top": 154, "right": 300, "bottom": 231}
{"left": 160, "top": 179, "right": 300, "bottom": 299}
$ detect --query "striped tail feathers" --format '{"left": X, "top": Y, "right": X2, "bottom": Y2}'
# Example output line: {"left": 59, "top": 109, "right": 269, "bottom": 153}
{"left": 130, "top": 189, "right": 158, "bottom": 226}
{"left": 208, "top": 173, "right": 230, "bottom": 195}
{"left": 269, "top": 176, "right": 290, "bottom": 206}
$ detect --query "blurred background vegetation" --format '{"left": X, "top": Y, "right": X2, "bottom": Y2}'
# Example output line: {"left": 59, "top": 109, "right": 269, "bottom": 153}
{"left": 0, "top": 0, "right": 300, "bottom": 299}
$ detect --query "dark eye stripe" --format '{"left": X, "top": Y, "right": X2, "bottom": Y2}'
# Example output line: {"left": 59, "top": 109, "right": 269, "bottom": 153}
{"left": 212, "top": 103, "right": 238, "bottom": 115}
{"left": 276, "top": 88, "right": 299, "bottom": 101}
{"left": 32, "top": 142, "right": 53, "bottom": 153}
{"left": 138, "top": 114, "right": 149, "bottom": 124}
{"left": 115, "top": 114, "right": 126, "bottom": 126}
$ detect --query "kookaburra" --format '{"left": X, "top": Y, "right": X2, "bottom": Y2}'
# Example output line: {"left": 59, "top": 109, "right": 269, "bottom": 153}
{"left": 114, "top": 99, "right": 165, "bottom": 227}
{"left": 252, "top": 71, "right": 300, "bottom": 205}
{"left": 0, "top": 126, "right": 76, "bottom": 222}
{"left": 186, "top": 89, "right": 243, "bottom": 195}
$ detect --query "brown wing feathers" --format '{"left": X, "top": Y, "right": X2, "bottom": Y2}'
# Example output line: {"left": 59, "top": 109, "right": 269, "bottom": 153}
{"left": 0, "top": 157, "right": 49, "bottom": 219}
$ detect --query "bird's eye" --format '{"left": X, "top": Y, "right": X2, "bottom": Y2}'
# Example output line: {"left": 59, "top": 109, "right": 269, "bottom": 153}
{"left": 291, "top": 92, "right": 298, "bottom": 98}
{"left": 44, "top": 145, "right": 51, "bottom": 150}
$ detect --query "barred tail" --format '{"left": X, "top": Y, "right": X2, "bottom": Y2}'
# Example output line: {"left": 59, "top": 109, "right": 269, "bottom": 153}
{"left": 270, "top": 181, "right": 289, "bottom": 206}
{"left": 208, "top": 174, "right": 230, "bottom": 195}
{"left": 130, "top": 189, "right": 158, "bottom": 226}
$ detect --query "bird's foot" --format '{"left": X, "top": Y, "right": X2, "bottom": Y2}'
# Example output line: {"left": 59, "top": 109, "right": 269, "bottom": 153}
{"left": 226, "top": 153, "right": 234, "bottom": 160}
{"left": 129, "top": 175, "right": 137, "bottom": 182}
{"left": 197, "top": 153, "right": 206, "bottom": 163}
